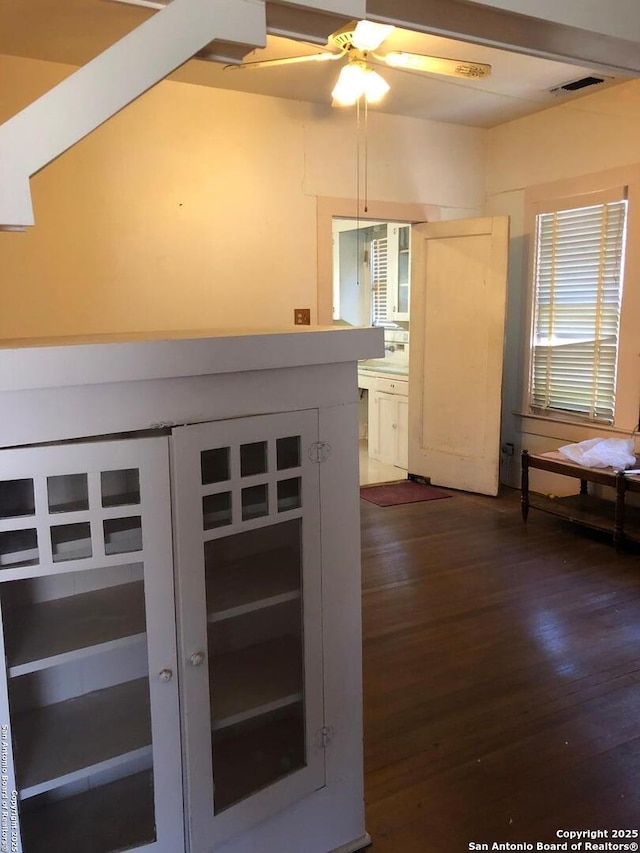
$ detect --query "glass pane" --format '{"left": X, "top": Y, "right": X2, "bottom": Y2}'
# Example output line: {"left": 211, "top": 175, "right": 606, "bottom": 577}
{"left": 48, "top": 474, "right": 89, "bottom": 514}
{"left": 277, "top": 437, "right": 301, "bottom": 471}
{"left": 398, "top": 283, "right": 409, "bottom": 315}
{"left": 0, "top": 479, "right": 35, "bottom": 519}
{"left": 240, "top": 442, "right": 267, "bottom": 478}
{"left": 212, "top": 706, "right": 305, "bottom": 812}
{"left": 201, "top": 448, "right": 230, "bottom": 485}
{"left": 203, "top": 493, "right": 232, "bottom": 530}
{"left": 277, "top": 478, "right": 301, "bottom": 513}
{"left": 399, "top": 225, "right": 410, "bottom": 251}
{"left": 0, "top": 529, "right": 38, "bottom": 568}
{"left": 104, "top": 517, "right": 143, "bottom": 555}
{"left": 205, "top": 520, "right": 305, "bottom": 813}
{"left": 51, "top": 523, "right": 92, "bottom": 563}
{"left": 398, "top": 250, "right": 409, "bottom": 287}
{"left": 0, "top": 563, "right": 157, "bottom": 852}
{"left": 101, "top": 469, "right": 140, "bottom": 508}
{"left": 241, "top": 485, "right": 268, "bottom": 521}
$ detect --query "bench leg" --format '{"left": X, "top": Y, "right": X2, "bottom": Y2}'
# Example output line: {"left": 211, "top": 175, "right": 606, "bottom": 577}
{"left": 614, "top": 472, "right": 625, "bottom": 551}
{"left": 521, "top": 450, "right": 530, "bottom": 522}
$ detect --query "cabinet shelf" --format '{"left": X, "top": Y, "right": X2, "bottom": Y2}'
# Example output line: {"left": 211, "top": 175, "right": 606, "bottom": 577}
{"left": 210, "top": 637, "right": 302, "bottom": 731}
{"left": 20, "top": 769, "right": 156, "bottom": 853}
{"left": 5, "top": 581, "right": 147, "bottom": 677}
{"left": 14, "top": 677, "right": 152, "bottom": 799}
{"left": 207, "top": 548, "right": 300, "bottom": 623}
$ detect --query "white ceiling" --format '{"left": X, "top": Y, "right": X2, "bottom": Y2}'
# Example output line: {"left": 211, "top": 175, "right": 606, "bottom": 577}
{"left": 0, "top": 0, "right": 629, "bottom": 128}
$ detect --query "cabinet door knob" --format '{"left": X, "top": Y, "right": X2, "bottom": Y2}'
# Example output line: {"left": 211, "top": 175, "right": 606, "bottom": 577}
{"left": 189, "top": 651, "right": 206, "bottom": 667}
{"left": 158, "top": 669, "right": 173, "bottom": 682}
{"left": 392, "top": 423, "right": 397, "bottom": 430}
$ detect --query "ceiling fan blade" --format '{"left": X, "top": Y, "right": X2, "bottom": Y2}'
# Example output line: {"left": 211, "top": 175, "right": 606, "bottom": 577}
{"left": 381, "top": 51, "right": 491, "bottom": 79}
{"left": 224, "top": 52, "right": 342, "bottom": 71}
{"left": 351, "top": 20, "right": 395, "bottom": 51}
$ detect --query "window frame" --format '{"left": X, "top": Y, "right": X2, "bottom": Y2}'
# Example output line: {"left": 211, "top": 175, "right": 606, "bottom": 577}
{"left": 529, "top": 191, "right": 628, "bottom": 424}
{"left": 522, "top": 168, "right": 640, "bottom": 435}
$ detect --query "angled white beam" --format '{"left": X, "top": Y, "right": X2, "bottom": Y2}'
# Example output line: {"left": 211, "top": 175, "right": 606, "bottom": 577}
{"left": 0, "top": 0, "right": 267, "bottom": 229}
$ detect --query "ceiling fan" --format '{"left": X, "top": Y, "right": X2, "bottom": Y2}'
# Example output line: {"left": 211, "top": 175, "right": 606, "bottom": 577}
{"left": 225, "top": 20, "right": 492, "bottom": 106}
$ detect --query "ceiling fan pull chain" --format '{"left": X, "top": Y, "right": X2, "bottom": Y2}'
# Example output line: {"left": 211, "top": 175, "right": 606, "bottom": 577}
{"left": 356, "top": 96, "right": 361, "bottom": 223}
{"left": 364, "top": 95, "right": 369, "bottom": 213}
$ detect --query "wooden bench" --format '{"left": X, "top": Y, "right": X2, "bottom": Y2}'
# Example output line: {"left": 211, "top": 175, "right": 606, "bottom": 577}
{"left": 521, "top": 449, "right": 640, "bottom": 549}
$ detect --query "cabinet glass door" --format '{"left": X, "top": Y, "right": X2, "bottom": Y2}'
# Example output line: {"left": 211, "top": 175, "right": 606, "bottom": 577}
{"left": 0, "top": 438, "right": 183, "bottom": 853}
{"left": 171, "top": 411, "right": 324, "bottom": 850}
{"left": 387, "top": 223, "right": 411, "bottom": 321}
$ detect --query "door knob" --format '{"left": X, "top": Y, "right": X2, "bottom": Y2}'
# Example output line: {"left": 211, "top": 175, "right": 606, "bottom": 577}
{"left": 158, "top": 669, "right": 173, "bottom": 682}
{"left": 189, "top": 651, "right": 206, "bottom": 667}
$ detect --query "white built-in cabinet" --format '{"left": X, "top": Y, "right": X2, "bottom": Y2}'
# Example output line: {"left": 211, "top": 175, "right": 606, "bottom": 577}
{"left": 368, "top": 377, "right": 409, "bottom": 470}
{"left": 0, "top": 438, "right": 183, "bottom": 853}
{"left": 0, "top": 327, "right": 382, "bottom": 853}
{"left": 387, "top": 225, "right": 411, "bottom": 322}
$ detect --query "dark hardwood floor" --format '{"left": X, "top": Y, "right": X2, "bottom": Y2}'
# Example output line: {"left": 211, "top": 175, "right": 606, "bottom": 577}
{"left": 360, "top": 488, "right": 640, "bottom": 852}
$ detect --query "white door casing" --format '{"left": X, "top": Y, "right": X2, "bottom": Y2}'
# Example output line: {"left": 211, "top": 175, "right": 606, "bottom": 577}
{"left": 408, "top": 216, "right": 510, "bottom": 496}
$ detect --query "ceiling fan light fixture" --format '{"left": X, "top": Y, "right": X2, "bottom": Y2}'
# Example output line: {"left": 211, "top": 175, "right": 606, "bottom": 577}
{"left": 331, "top": 64, "right": 365, "bottom": 105}
{"left": 331, "top": 63, "right": 390, "bottom": 106}
{"left": 383, "top": 51, "right": 413, "bottom": 70}
{"left": 362, "top": 68, "right": 390, "bottom": 103}
{"left": 351, "top": 20, "right": 395, "bottom": 52}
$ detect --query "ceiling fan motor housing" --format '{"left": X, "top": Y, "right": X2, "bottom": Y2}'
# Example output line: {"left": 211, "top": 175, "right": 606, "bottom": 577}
{"left": 330, "top": 22, "right": 358, "bottom": 51}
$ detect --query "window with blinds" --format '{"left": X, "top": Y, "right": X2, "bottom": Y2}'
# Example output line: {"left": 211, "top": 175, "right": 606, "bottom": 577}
{"left": 370, "top": 237, "right": 389, "bottom": 325}
{"left": 530, "top": 200, "right": 628, "bottom": 423}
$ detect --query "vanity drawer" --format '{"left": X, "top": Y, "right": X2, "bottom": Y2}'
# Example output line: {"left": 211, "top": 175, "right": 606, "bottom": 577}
{"left": 376, "top": 377, "right": 408, "bottom": 396}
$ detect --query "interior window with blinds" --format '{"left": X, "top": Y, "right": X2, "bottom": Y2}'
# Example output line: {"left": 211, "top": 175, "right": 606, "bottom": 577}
{"left": 370, "top": 236, "right": 389, "bottom": 325}
{"left": 530, "top": 199, "right": 628, "bottom": 423}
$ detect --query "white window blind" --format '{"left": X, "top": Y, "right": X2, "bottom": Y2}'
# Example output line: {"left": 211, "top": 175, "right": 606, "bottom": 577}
{"left": 530, "top": 200, "right": 628, "bottom": 423}
{"left": 370, "top": 237, "right": 389, "bottom": 325}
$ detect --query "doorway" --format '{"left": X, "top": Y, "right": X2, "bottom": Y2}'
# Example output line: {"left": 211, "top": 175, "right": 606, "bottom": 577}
{"left": 332, "top": 216, "right": 411, "bottom": 486}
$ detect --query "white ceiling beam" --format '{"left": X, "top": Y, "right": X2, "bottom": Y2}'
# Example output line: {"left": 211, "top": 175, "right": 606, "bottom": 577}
{"left": 367, "top": 0, "right": 640, "bottom": 74}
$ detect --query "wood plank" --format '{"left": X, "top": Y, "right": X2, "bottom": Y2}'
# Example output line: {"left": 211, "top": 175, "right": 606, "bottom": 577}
{"left": 5, "top": 581, "right": 146, "bottom": 676}
{"left": 360, "top": 489, "right": 640, "bottom": 851}
{"left": 14, "top": 678, "right": 152, "bottom": 798}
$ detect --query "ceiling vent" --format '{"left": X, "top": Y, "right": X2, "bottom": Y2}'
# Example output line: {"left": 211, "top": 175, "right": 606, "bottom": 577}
{"left": 549, "top": 75, "right": 609, "bottom": 95}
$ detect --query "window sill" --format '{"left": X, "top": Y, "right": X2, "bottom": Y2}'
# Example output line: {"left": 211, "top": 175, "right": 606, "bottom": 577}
{"left": 514, "top": 410, "right": 635, "bottom": 441}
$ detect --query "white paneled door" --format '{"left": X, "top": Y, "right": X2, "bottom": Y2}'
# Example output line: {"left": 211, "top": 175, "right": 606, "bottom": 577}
{"left": 408, "top": 216, "right": 510, "bottom": 496}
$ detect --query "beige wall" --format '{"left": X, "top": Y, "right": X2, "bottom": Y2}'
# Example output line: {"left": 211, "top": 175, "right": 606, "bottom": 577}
{"left": 487, "top": 80, "right": 640, "bottom": 491}
{"left": 0, "top": 54, "right": 486, "bottom": 340}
